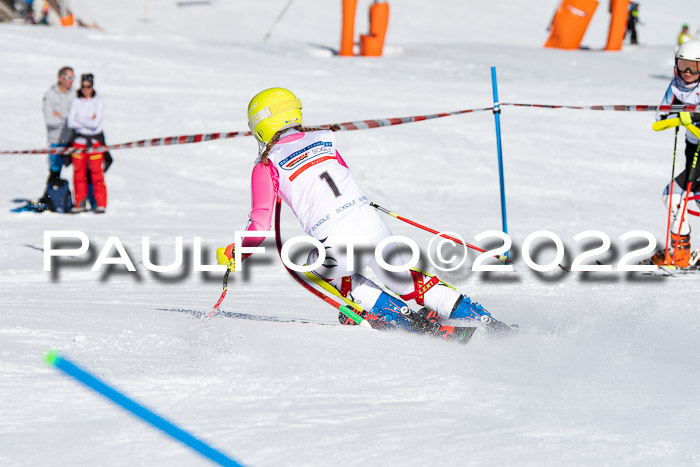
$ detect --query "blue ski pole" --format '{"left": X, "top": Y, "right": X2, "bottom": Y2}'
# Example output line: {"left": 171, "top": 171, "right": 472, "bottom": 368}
{"left": 491, "top": 66, "right": 509, "bottom": 258}
{"left": 45, "top": 351, "right": 243, "bottom": 467}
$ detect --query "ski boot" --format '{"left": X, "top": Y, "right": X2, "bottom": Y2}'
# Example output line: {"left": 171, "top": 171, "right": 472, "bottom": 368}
{"left": 338, "top": 292, "right": 415, "bottom": 331}
{"left": 648, "top": 233, "right": 692, "bottom": 268}
{"left": 70, "top": 199, "right": 88, "bottom": 214}
{"left": 449, "top": 295, "right": 517, "bottom": 335}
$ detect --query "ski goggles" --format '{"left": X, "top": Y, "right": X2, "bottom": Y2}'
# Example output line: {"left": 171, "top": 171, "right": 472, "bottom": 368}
{"left": 677, "top": 58, "right": 700, "bottom": 74}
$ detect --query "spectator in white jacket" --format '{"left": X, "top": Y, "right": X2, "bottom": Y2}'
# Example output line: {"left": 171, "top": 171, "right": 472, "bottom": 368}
{"left": 42, "top": 66, "right": 74, "bottom": 180}
{"left": 66, "top": 73, "right": 107, "bottom": 213}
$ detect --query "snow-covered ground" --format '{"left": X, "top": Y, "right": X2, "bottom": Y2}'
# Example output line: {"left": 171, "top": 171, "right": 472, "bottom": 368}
{"left": 2, "top": 1, "right": 700, "bottom": 466}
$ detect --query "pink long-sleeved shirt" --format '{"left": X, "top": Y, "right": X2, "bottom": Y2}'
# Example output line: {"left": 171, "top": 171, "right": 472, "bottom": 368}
{"left": 241, "top": 132, "right": 348, "bottom": 249}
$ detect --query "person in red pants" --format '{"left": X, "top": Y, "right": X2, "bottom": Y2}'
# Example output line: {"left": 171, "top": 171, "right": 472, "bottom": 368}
{"left": 66, "top": 73, "right": 107, "bottom": 213}
{"left": 71, "top": 144, "right": 107, "bottom": 212}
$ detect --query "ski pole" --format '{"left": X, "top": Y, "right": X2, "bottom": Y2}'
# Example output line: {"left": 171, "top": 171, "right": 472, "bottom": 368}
{"left": 203, "top": 268, "right": 230, "bottom": 325}
{"left": 369, "top": 202, "right": 510, "bottom": 264}
{"left": 263, "top": 0, "right": 295, "bottom": 42}
{"left": 671, "top": 138, "right": 700, "bottom": 264}
{"left": 664, "top": 127, "right": 680, "bottom": 264}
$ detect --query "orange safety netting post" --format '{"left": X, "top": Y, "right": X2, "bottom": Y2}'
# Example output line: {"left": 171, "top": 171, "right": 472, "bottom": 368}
{"left": 544, "top": 0, "right": 599, "bottom": 50}
{"left": 360, "top": 2, "right": 390, "bottom": 57}
{"left": 60, "top": 13, "right": 74, "bottom": 26}
{"left": 340, "top": 0, "right": 358, "bottom": 56}
{"left": 604, "top": 0, "right": 630, "bottom": 51}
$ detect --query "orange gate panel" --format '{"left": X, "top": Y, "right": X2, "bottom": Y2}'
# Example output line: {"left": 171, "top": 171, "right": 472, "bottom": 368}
{"left": 544, "top": 0, "right": 599, "bottom": 50}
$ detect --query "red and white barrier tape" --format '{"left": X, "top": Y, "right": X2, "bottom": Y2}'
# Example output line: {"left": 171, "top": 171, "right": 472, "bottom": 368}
{"left": 0, "top": 130, "right": 254, "bottom": 156}
{"left": 1, "top": 103, "right": 698, "bottom": 156}
{"left": 326, "top": 106, "right": 495, "bottom": 131}
{"left": 0, "top": 106, "right": 494, "bottom": 156}
{"left": 502, "top": 103, "right": 700, "bottom": 112}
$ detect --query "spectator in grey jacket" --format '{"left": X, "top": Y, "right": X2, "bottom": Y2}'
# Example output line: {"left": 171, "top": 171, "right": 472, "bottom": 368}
{"left": 42, "top": 66, "right": 74, "bottom": 180}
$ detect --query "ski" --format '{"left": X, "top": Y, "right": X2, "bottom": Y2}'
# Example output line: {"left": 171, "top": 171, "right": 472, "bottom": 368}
{"left": 10, "top": 198, "right": 48, "bottom": 213}
{"left": 642, "top": 264, "right": 700, "bottom": 276}
{"left": 160, "top": 307, "right": 333, "bottom": 326}
{"left": 165, "top": 307, "right": 476, "bottom": 343}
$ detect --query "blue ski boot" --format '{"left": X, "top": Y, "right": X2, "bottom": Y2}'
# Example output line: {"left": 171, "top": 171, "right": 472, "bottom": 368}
{"left": 368, "top": 295, "right": 453, "bottom": 335}
{"left": 368, "top": 292, "right": 416, "bottom": 331}
{"left": 365, "top": 292, "right": 444, "bottom": 333}
{"left": 449, "top": 295, "right": 516, "bottom": 334}
{"left": 449, "top": 295, "right": 491, "bottom": 321}
{"left": 338, "top": 292, "right": 415, "bottom": 331}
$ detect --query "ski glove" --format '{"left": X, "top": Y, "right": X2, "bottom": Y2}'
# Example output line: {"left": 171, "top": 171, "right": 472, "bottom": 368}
{"left": 678, "top": 112, "right": 700, "bottom": 125}
{"left": 680, "top": 112, "right": 693, "bottom": 126}
{"left": 216, "top": 243, "right": 237, "bottom": 271}
{"left": 679, "top": 112, "right": 700, "bottom": 139}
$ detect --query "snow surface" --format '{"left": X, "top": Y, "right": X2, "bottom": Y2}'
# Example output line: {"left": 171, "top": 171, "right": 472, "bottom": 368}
{"left": 2, "top": 1, "right": 700, "bottom": 466}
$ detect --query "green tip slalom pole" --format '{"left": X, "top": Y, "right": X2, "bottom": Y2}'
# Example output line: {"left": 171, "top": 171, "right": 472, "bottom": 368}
{"left": 338, "top": 305, "right": 367, "bottom": 325}
{"left": 44, "top": 351, "right": 244, "bottom": 467}
{"left": 369, "top": 202, "right": 510, "bottom": 264}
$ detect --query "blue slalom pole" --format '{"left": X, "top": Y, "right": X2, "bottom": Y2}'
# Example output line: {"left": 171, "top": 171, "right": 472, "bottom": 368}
{"left": 45, "top": 351, "right": 243, "bottom": 467}
{"left": 490, "top": 66, "right": 509, "bottom": 257}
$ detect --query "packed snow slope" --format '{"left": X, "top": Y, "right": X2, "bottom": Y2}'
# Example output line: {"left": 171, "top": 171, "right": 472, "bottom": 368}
{"left": 2, "top": 1, "right": 700, "bottom": 466}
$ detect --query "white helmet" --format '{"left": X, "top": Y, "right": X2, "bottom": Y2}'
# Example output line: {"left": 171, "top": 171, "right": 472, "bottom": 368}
{"left": 676, "top": 40, "right": 700, "bottom": 61}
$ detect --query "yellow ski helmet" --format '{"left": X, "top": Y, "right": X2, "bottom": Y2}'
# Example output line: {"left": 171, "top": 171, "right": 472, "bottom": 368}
{"left": 247, "top": 87, "right": 302, "bottom": 144}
